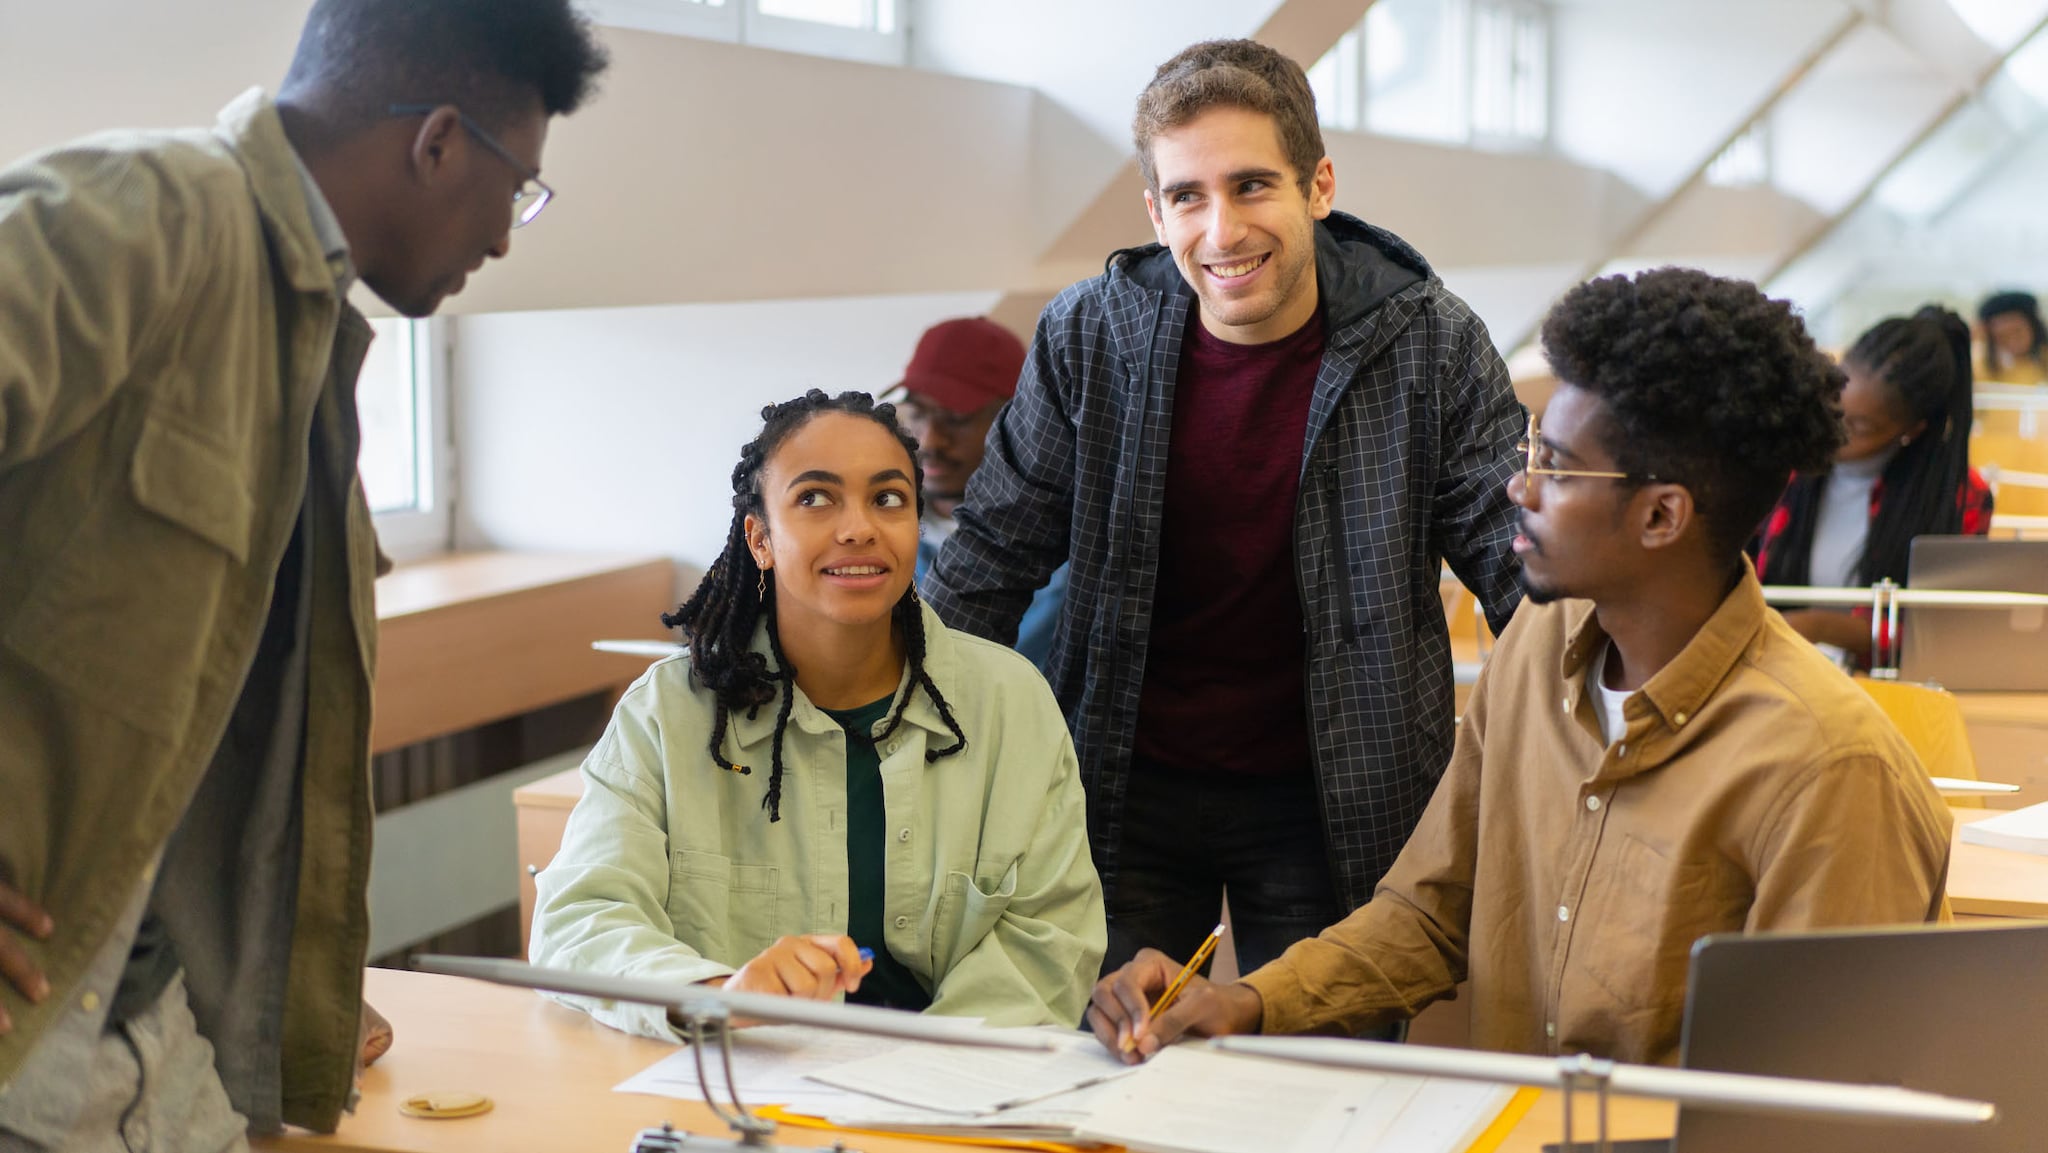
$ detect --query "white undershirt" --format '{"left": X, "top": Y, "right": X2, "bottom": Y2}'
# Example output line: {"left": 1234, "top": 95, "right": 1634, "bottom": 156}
{"left": 1585, "top": 642, "right": 1634, "bottom": 748}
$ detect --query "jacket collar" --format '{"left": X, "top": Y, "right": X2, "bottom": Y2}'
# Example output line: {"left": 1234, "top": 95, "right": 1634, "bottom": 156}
{"left": 726, "top": 600, "right": 965, "bottom": 751}
{"left": 213, "top": 88, "right": 342, "bottom": 299}
{"left": 1560, "top": 556, "right": 1769, "bottom": 738}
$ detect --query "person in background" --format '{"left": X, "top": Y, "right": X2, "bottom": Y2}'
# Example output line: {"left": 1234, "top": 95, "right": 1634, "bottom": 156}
{"left": 1089, "top": 267, "right": 1952, "bottom": 1069}
{"left": 1976, "top": 290, "right": 2048, "bottom": 385}
{"left": 924, "top": 39, "right": 1524, "bottom": 981}
{"left": 1755, "top": 306, "right": 1992, "bottom": 667}
{"left": 0, "top": 0, "right": 606, "bottom": 1145}
{"left": 891, "top": 317, "right": 1069, "bottom": 670}
{"left": 532, "top": 390, "right": 1104, "bottom": 1040}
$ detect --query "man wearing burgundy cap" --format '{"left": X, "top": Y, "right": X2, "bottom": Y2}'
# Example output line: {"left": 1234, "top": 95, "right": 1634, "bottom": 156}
{"left": 894, "top": 317, "right": 1068, "bottom": 669}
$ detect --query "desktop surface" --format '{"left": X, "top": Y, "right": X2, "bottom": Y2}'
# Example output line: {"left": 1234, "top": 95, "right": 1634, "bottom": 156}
{"left": 260, "top": 969, "right": 1678, "bottom": 1153}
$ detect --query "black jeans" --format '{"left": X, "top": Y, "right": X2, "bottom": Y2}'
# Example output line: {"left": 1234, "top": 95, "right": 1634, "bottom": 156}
{"left": 1103, "top": 754, "right": 1343, "bottom": 979}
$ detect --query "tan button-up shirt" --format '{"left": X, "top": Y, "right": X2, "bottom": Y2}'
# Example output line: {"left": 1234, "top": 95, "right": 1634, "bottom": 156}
{"left": 1243, "top": 564, "right": 1952, "bottom": 1065}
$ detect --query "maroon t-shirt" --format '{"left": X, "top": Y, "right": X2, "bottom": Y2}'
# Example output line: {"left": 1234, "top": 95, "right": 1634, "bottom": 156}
{"left": 1134, "top": 306, "right": 1323, "bottom": 776}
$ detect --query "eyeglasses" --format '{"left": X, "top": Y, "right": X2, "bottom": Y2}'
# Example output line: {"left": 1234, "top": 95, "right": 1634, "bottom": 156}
{"left": 1516, "top": 414, "right": 1657, "bottom": 483}
{"left": 388, "top": 104, "right": 554, "bottom": 228}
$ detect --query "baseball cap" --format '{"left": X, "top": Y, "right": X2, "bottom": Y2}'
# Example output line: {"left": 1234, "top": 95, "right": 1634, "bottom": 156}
{"left": 891, "top": 317, "right": 1027, "bottom": 415}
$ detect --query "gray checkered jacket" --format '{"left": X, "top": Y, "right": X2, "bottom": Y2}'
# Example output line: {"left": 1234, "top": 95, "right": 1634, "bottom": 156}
{"left": 925, "top": 211, "right": 1525, "bottom": 912}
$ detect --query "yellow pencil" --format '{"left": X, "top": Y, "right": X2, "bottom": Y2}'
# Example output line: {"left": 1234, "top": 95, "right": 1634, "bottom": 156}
{"left": 1122, "top": 921, "right": 1226, "bottom": 1054}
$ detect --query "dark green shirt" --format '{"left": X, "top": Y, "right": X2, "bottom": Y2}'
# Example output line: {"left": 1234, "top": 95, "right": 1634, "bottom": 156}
{"left": 821, "top": 694, "right": 932, "bottom": 1012}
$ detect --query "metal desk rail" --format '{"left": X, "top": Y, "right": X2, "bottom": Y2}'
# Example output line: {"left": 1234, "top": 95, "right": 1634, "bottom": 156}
{"left": 1761, "top": 582, "right": 2048, "bottom": 677}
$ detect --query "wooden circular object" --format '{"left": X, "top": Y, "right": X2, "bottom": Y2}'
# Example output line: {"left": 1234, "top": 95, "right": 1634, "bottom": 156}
{"left": 398, "top": 1091, "right": 494, "bottom": 1120}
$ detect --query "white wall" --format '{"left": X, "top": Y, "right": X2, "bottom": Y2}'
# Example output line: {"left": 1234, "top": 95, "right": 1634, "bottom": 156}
{"left": 451, "top": 292, "right": 997, "bottom": 579}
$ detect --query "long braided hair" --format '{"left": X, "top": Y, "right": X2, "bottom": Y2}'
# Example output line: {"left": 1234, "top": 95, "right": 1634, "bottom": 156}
{"left": 1760, "top": 306, "right": 1975, "bottom": 588}
{"left": 661, "top": 389, "right": 969, "bottom": 822}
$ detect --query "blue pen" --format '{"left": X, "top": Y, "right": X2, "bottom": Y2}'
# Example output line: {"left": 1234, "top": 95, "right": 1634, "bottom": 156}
{"left": 857, "top": 947, "right": 874, "bottom": 963}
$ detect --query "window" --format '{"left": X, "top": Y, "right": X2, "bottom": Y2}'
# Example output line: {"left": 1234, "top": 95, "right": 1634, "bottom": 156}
{"left": 1705, "top": 122, "right": 1772, "bottom": 188}
{"left": 1307, "top": 27, "right": 1364, "bottom": 133}
{"left": 359, "top": 318, "right": 453, "bottom": 560}
{"left": 1311, "top": 0, "right": 1550, "bottom": 149}
{"left": 1470, "top": 1, "right": 1548, "bottom": 143}
{"left": 584, "top": 0, "right": 902, "bottom": 66}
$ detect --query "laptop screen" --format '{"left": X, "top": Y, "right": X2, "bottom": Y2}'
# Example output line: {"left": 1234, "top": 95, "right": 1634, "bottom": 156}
{"left": 1673, "top": 922, "right": 2047, "bottom": 1152}
{"left": 1900, "top": 537, "right": 2048, "bottom": 692}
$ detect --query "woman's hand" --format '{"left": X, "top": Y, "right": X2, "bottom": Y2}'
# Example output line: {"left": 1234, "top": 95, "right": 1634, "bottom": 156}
{"left": 722, "top": 934, "right": 871, "bottom": 1001}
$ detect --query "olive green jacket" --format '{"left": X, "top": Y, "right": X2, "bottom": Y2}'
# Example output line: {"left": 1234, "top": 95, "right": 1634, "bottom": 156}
{"left": 0, "top": 90, "right": 380, "bottom": 1131}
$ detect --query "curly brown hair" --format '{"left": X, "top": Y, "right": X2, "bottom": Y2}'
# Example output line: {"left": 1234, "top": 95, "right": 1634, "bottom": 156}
{"left": 1540, "top": 267, "right": 1846, "bottom": 563}
{"left": 1133, "top": 39, "right": 1325, "bottom": 196}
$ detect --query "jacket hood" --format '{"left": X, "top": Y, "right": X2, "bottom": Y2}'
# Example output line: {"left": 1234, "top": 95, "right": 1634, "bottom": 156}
{"left": 1105, "top": 210, "right": 1430, "bottom": 332}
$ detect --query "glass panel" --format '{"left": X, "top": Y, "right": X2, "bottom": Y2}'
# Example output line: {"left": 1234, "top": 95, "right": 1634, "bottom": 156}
{"left": 756, "top": 0, "right": 874, "bottom": 30}
{"left": 1307, "top": 28, "right": 1364, "bottom": 133}
{"left": 357, "top": 318, "right": 421, "bottom": 516}
{"left": 1366, "top": 0, "right": 1470, "bottom": 145}
{"left": 1706, "top": 122, "right": 1771, "bottom": 188}
{"left": 1472, "top": 1, "right": 1546, "bottom": 142}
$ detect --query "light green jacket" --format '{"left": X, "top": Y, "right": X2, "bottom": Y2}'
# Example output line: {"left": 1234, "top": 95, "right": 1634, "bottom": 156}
{"left": 0, "top": 91, "right": 379, "bottom": 1130}
{"left": 531, "top": 602, "right": 1106, "bottom": 1037}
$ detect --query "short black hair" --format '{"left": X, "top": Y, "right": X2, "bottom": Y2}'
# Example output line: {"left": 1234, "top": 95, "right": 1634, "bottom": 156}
{"left": 282, "top": 0, "right": 608, "bottom": 131}
{"left": 1540, "top": 267, "right": 1845, "bottom": 563}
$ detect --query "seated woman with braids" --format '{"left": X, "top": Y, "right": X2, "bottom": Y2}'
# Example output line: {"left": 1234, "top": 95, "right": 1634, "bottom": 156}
{"left": 531, "top": 389, "right": 1105, "bottom": 1037}
{"left": 1754, "top": 305, "right": 1993, "bottom": 666}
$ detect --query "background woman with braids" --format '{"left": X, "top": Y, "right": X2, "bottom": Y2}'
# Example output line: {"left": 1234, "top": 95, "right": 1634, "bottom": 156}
{"left": 530, "top": 390, "right": 1104, "bottom": 1038}
{"left": 1753, "top": 306, "right": 1993, "bottom": 666}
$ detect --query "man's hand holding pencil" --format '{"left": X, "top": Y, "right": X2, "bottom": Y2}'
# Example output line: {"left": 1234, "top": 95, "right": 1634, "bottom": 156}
{"left": 1087, "top": 923, "right": 1265, "bottom": 1063}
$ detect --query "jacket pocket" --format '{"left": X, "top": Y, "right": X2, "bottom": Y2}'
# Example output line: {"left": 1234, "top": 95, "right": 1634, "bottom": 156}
{"left": 927, "top": 860, "right": 1019, "bottom": 981}
{"left": 664, "top": 851, "right": 781, "bottom": 967}
{"left": 130, "top": 416, "right": 253, "bottom": 565}
{"left": 3, "top": 414, "right": 253, "bottom": 739}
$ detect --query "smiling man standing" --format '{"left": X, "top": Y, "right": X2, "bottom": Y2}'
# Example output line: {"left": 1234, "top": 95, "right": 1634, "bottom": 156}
{"left": 925, "top": 39, "right": 1525, "bottom": 978}
{"left": 0, "top": 1, "right": 606, "bottom": 1147}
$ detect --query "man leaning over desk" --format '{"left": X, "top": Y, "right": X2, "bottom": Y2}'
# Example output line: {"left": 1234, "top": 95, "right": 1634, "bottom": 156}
{"left": 1091, "top": 267, "right": 1954, "bottom": 1068}
{"left": 0, "top": 0, "right": 607, "bottom": 1146}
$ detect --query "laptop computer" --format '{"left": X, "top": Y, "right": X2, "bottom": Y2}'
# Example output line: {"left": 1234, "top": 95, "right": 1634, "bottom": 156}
{"left": 1671, "top": 922, "right": 2048, "bottom": 1152}
{"left": 1899, "top": 537, "right": 2048, "bottom": 691}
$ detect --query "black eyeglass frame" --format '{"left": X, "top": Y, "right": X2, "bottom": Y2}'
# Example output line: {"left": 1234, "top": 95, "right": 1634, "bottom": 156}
{"left": 388, "top": 103, "right": 553, "bottom": 228}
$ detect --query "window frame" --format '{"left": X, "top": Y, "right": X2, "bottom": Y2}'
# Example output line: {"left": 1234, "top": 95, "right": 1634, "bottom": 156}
{"left": 582, "top": 0, "right": 904, "bottom": 66}
{"left": 368, "top": 318, "right": 456, "bottom": 562}
{"left": 581, "top": 0, "right": 740, "bottom": 42}
{"left": 1314, "top": 0, "right": 1553, "bottom": 151}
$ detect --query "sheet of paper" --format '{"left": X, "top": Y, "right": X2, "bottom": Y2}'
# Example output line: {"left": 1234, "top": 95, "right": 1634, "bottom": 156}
{"left": 1076, "top": 1046, "right": 1513, "bottom": 1153}
{"left": 803, "top": 1080, "right": 1123, "bottom": 1139}
{"left": 806, "top": 1030, "right": 1134, "bottom": 1114}
{"left": 612, "top": 1024, "right": 885, "bottom": 1115}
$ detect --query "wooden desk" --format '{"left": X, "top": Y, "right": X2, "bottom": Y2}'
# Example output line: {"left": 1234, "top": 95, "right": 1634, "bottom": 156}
{"left": 1952, "top": 692, "right": 2048, "bottom": 810}
{"left": 372, "top": 552, "right": 676, "bottom": 754}
{"left": 1949, "top": 808, "right": 2048, "bottom": 920}
{"left": 512, "top": 769, "right": 587, "bottom": 948}
{"left": 258, "top": 969, "right": 1674, "bottom": 1153}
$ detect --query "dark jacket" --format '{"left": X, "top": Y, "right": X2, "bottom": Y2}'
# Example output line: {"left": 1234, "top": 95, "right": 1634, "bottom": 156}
{"left": 925, "top": 211, "right": 1525, "bottom": 912}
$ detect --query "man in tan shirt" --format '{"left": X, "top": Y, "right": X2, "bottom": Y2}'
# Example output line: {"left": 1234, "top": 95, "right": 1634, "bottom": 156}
{"left": 1089, "top": 267, "right": 1954, "bottom": 1067}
